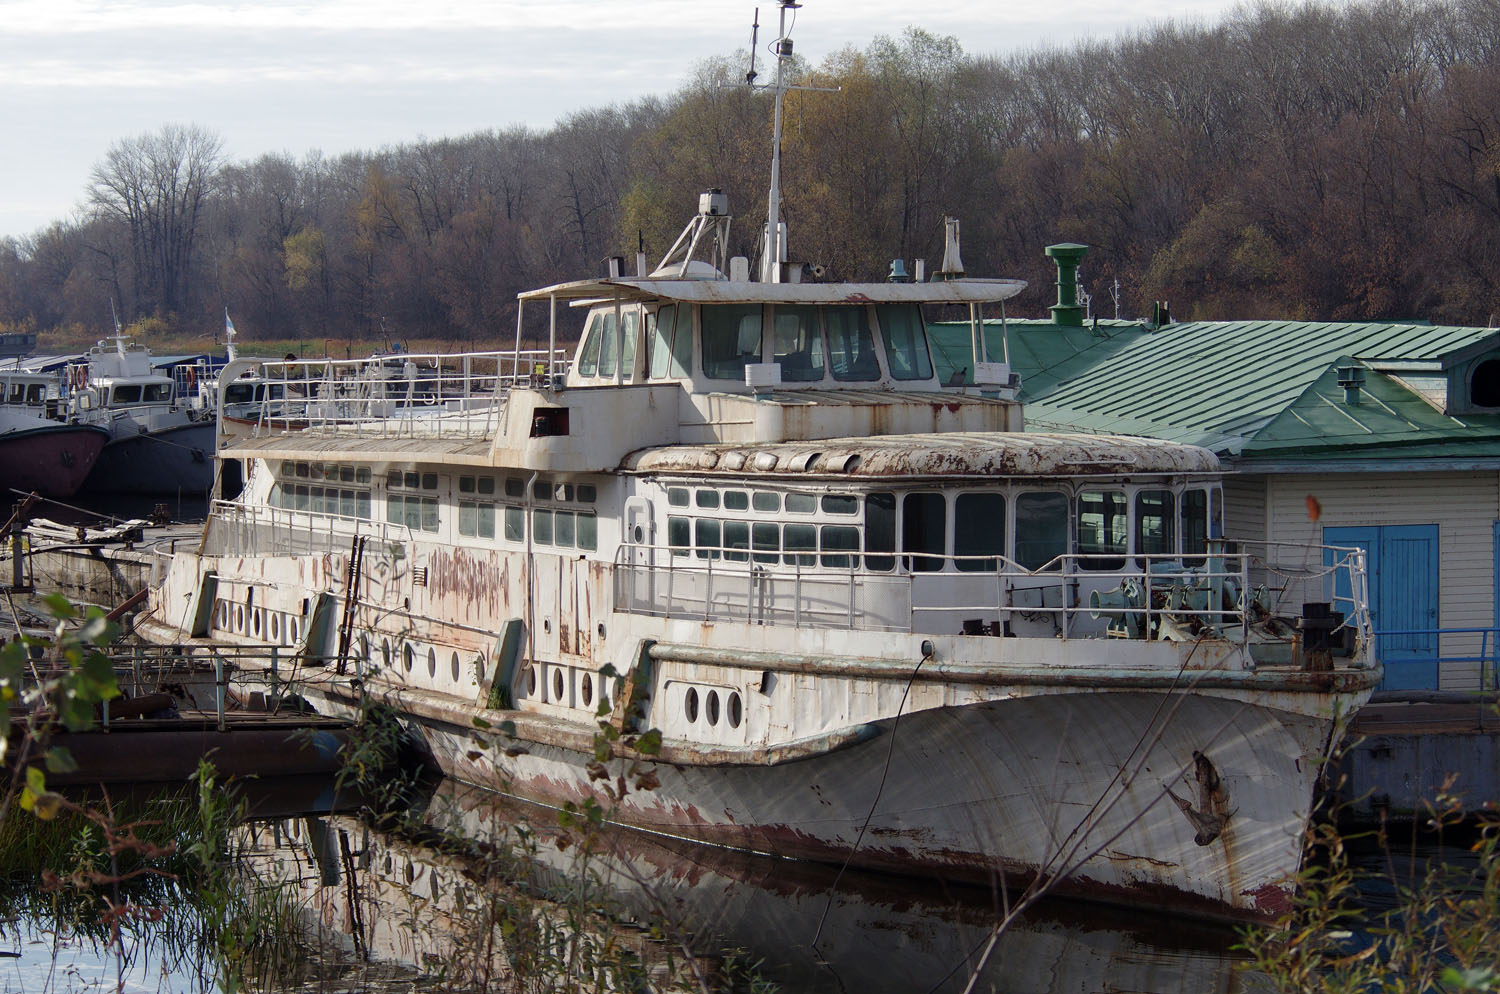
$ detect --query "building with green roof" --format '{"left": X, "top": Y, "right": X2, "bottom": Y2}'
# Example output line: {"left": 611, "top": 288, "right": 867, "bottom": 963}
{"left": 932, "top": 290, "right": 1500, "bottom": 693}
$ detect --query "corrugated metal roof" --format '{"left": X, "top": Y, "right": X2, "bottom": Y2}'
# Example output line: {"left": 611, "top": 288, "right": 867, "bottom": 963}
{"left": 931, "top": 318, "right": 1500, "bottom": 455}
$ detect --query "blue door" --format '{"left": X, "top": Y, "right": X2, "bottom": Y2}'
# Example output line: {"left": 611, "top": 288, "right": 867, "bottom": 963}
{"left": 1326, "top": 524, "right": 1439, "bottom": 691}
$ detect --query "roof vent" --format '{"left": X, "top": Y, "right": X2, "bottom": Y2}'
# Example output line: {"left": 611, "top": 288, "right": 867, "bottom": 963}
{"left": 1044, "top": 243, "right": 1089, "bottom": 328}
{"left": 1336, "top": 364, "right": 1366, "bottom": 405}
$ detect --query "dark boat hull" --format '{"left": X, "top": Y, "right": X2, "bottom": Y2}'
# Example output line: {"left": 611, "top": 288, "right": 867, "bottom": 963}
{"left": 82, "top": 421, "right": 216, "bottom": 495}
{"left": 0, "top": 423, "right": 110, "bottom": 498}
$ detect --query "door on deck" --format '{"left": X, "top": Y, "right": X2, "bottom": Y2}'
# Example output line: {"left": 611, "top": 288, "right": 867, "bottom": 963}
{"left": 622, "top": 497, "right": 655, "bottom": 615}
{"left": 1325, "top": 524, "right": 1439, "bottom": 691}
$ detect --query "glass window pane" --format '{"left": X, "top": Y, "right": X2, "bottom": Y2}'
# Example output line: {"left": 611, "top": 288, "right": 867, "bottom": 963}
{"left": 356, "top": 467, "right": 371, "bottom": 483}
{"left": 1015, "top": 492, "right": 1069, "bottom": 571}
{"left": 667, "top": 515, "right": 690, "bottom": 556}
{"left": 386, "top": 495, "right": 402, "bottom": 524}
{"left": 422, "top": 473, "right": 437, "bottom": 490}
{"left": 577, "top": 484, "right": 596, "bottom": 503}
{"left": 772, "top": 305, "right": 825, "bottom": 382}
{"left": 752, "top": 522, "right": 779, "bottom": 564}
{"left": 825, "top": 306, "right": 880, "bottom": 381}
{"left": 865, "top": 492, "right": 896, "bottom": 571}
{"left": 668, "top": 487, "right": 689, "bottom": 507}
{"left": 648, "top": 305, "right": 675, "bottom": 380}
{"left": 459, "top": 503, "right": 477, "bottom": 537}
{"left": 784, "top": 523, "right": 816, "bottom": 565}
{"left": 1135, "top": 490, "right": 1176, "bottom": 558}
{"left": 752, "top": 491, "right": 780, "bottom": 513}
{"left": 421, "top": 497, "right": 439, "bottom": 532}
{"left": 820, "top": 525, "right": 860, "bottom": 568}
{"left": 669, "top": 304, "right": 693, "bottom": 378}
{"left": 459, "top": 476, "right": 475, "bottom": 493}
{"left": 504, "top": 506, "right": 525, "bottom": 542}
{"left": 357, "top": 492, "right": 371, "bottom": 519}
{"left": 724, "top": 520, "right": 749, "bottom": 562}
{"left": 877, "top": 304, "right": 934, "bottom": 380}
{"left": 695, "top": 518, "right": 721, "bottom": 560}
{"left": 620, "top": 309, "right": 639, "bottom": 380}
{"left": 821, "top": 494, "right": 858, "bottom": 515}
{"left": 479, "top": 504, "right": 495, "bottom": 539}
{"left": 785, "top": 493, "right": 815, "bottom": 514}
{"left": 955, "top": 493, "right": 1006, "bottom": 572}
{"left": 598, "top": 310, "right": 618, "bottom": 378}
{"left": 340, "top": 490, "right": 355, "bottom": 518}
{"left": 477, "top": 476, "right": 495, "bottom": 495}
{"left": 505, "top": 477, "right": 524, "bottom": 497}
{"left": 555, "top": 510, "right": 576, "bottom": 548}
{"left": 902, "top": 492, "right": 946, "bottom": 572}
{"left": 577, "top": 313, "right": 603, "bottom": 377}
{"left": 1077, "top": 490, "right": 1128, "bottom": 570}
{"left": 532, "top": 508, "right": 553, "bottom": 545}
{"left": 577, "top": 513, "right": 597, "bottom": 550}
{"left": 695, "top": 489, "right": 720, "bottom": 509}
{"left": 723, "top": 490, "right": 748, "bottom": 511}
{"left": 701, "top": 304, "right": 763, "bottom": 380}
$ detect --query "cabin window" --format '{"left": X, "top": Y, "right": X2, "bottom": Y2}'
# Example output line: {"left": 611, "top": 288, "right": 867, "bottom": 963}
{"left": 388, "top": 494, "right": 438, "bottom": 532}
{"left": 902, "top": 492, "right": 946, "bottom": 572}
{"left": 820, "top": 525, "right": 860, "bottom": 568}
{"left": 597, "top": 311, "right": 619, "bottom": 378}
{"left": 668, "top": 516, "right": 690, "bottom": 556}
{"left": 826, "top": 306, "right": 881, "bottom": 381}
{"left": 577, "top": 313, "right": 604, "bottom": 377}
{"left": 785, "top": 493, "right": 816, "bottom": 514}
{"left": 555, "top": 511, "right": 576, "bottom": 547}
{"left": 668, "top": 487, "right": 689, "bottom": 507}
{"left": 577, "top": 484, "right": 596, "bottom": 502}
{"left": 752, "top": 523, "right": 780, "bottom": 564}
{"left": 783, "top": 523, "right": 817, "bottom": 566}
{"left": 821, "top": 494, "right": 859, "bottom": 516}
{"left": 505, "top": 478, "right": 524, "bottom": 497}
{"left": 695, "top": 519, "right": 721, "bottom": 560}
{"left": 621, "top": 310, "right": 641, "bottom": 380}
{"left": 955, "top": 493, "right": 1006, "bottom": 572}
{"left": 1077, "top": 490, "right": 1128, "bottom": 570}
{"left": 459, "top": 501, "right": 496, "bottom": 539}
{"left": 504, "top": 506, "right": 525, "bottom": 542}
{"left": 866, "top": 492, "right": 896, "bottom": 571}
{"left": 724, "top": 520, "right": 749, "bottom": 561}
{"left": 532, "top": 508, "right": 554, "bottom": 545}
{"left": 772, "top": 305, "right": 825, "bottom": 382}
{"left": 752, "top": 491, "right": 780, "bottom": 513}
{"left": 647, "top": 305, "right": 693, "bottom": 380}
{"left": 144, "top": 383, "right": 171, "bottom": 402}
{"left": 1135, "top": 490, "right": 1175, "bottom": 559}
{"left": 695, "top": 489, "right": 720, "bottom": 509}
{"left": 702, "top": 304, "right": 763, "bottom": 380}
{"left": 577, "top": 513, "right": 597, "bottom": 551}
{"left": 876, "top": 305, "right": 933, "bottom": 381}
{"left": 1015, "top": 492, "right": 1068, "bottom": 571}
{"left": 113, "top": 385, "right": 142, "bottom": 404}
{"left": 723, "top": 490, "right": 749, "bottom": 511}
{"left": 1181, "top": 489, "right": 1209, "bottom": 564}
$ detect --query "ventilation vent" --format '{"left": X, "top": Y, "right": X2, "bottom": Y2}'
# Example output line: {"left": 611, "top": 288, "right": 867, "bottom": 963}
{"left": 413, "top": 566, "right": 428, "bottom": 587}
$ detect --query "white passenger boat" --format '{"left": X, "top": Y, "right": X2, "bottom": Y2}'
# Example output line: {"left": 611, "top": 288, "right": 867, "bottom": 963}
{"left": 141, "top": 3, "right": 1379, "bottom": 921}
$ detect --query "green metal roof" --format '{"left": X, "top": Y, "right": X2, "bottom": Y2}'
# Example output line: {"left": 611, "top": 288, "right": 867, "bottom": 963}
{"left": 930, "top": 317, "right": 1500, "bottom": 459}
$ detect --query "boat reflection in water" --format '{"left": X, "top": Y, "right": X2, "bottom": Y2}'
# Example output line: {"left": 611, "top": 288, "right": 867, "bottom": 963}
{"left": 240, "top": 778, "right": 1255, "bottom": 993}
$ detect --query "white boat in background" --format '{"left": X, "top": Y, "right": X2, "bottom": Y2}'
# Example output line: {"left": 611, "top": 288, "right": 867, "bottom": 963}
{"left": 0, "top": 369, "right": 109, "bottom": 499}
{"left": 69, "top": 335, "right": 215, "bottom": 495}
{"left": 141, "top": 2, "right": 1379, "bottom": 921}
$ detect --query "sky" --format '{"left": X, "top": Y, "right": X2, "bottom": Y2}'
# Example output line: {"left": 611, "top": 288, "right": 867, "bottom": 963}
{"left": 0, "top": 0, "right": 1247, "bottom": 241}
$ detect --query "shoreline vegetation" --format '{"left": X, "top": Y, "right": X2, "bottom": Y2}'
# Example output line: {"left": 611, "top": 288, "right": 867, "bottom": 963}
{"left": 1, "top": 0, "right": 1497, "bottom": 353}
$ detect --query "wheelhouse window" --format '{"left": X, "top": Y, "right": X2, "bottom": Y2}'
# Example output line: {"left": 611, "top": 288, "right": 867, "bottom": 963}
{"left": 1135, "top": 490, "right": 1175, "bottom": 559}
{"left": 825, "top": 306, "right": 881, "bottom": 381}
{"left": 701, "top": 304, "right": 763, "bottom": 381}
{"left": 876, "top": 304, "right": 933, "bottom": 381}
{"left": 955, "top": 493, "right": 1006, "bottom": 572}
{"left": 1015, "top": 492, "right": 1068, "bottom": 571}
{"left": 1076, "top": 490, "right": 1128, "bottom": 570}
{"left": 1181, "top": 488, "right": 1209, "bottom": 563}
{"left": 865, "top": 492, "right": 896, "bottom": 572}
{"left": 647, "top": 304, "right": 693, "bottom": 380}
{"left": 771, "top": 305, "right": 825, "bottom": 382}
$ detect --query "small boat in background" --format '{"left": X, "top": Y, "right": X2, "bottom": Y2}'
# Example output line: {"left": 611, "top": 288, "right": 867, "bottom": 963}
{"left": 0, "top": 369, "right": 109, "bottom": 499}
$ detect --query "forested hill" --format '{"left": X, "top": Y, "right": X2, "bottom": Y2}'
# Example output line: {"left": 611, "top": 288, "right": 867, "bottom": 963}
{"left": 1, "top": 0, "right": 1497, "bottom": 347}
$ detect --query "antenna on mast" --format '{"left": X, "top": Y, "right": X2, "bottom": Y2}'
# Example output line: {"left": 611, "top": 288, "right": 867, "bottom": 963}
{"left": 745, "top": 8, "right": 760, "bottom": 85}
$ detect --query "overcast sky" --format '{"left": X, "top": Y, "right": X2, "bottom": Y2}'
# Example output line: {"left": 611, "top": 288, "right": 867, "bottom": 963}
{"left": 0, "top": 0, "right": 1248, "bottom": 240}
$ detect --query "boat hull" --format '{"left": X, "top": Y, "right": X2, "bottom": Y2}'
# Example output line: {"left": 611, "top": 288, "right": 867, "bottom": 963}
{"left": 0, "top": 422, "right": 110, "bottom": 498}
{"left": 82, "top": 420, "right": 216, "bottom": 494}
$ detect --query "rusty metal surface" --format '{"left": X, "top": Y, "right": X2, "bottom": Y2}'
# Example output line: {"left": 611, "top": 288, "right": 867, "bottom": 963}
{"left": 624, "top": 431, "right": 1222, "bottom": 479}
{"left": 519, "top": 276, "right": 1027, "bottom": 305}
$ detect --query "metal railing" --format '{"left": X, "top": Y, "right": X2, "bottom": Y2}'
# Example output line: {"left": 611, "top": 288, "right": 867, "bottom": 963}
{"left": 1370, "top": 627, "right": 1500, "bottom": 692}
{"left": 203, "top": 500, "right": 412, "bottom": 558}
{"left": 247, "top": 348, "right": 571, "bottom": 439}
{"left": 612, "top": 539, "right": 1371, "bottom": 651}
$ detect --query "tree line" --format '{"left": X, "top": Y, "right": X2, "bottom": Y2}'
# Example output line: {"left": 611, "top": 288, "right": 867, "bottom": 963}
{"left": 1, "top": 0, "right": 1497, "bottom": 350}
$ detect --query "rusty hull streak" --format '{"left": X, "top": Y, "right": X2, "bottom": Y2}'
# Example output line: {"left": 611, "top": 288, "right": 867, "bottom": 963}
{"left": 622, "top": 431, "right": 1221, "bottom": 480}
{"left": 647, "top": 643, "right": 1384, "bottom": 695}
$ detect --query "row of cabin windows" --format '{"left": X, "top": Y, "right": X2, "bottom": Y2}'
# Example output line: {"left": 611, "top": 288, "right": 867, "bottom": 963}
{"left": 107, "top": 383, "right": 173, "bottom": 405}
{"left": 576, "top": 303, "right": 933, "bottom": 384}
{"left": 662, "top": 488, "right": 1216, "bottom": 573}
{"left": 281, "top": 461, "right": 373, "bottom": 485}
{"left": 4, "top": 382, "right": 46, "bottom": 405}
{"left": 667, "top": 487, "right": 858, "bottom": 516}
{"left": 270, "top": 484, "right": 373, "bottom": 519}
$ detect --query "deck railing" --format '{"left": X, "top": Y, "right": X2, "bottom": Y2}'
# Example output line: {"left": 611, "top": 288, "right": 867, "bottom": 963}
{"left": 1369, "top": 626, "right": 1500, "bottom": 692}
{"left": 245, "top": 349, "right": 571, "bottom": 439}
{"left": 613, "top": 539, "right": 1371, "bottom": 655}
{"left": 202, "top": 500, "right": 411, "bottom": 558}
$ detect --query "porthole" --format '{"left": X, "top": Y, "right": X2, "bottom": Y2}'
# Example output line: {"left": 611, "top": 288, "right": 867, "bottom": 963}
{"left": 476, "top": 652, "right": 487, "bottom": 684}
{"left": 552, "top": 667, "right": 565, "bottom": 702}
{"left": 525, "top": 665, "right": 537, "bottom": 697}
{"left": 289, "top": 617, "right": 300, "bottom": 642}
{"left": 728, "top": 692, "right": 743, "bottom": 728}
{"left": 382, "top": 638, "right": 392, "bottom": 668}
{"left": 404, "top": 860, "right": 415, "bottom": 884}
{"left": 450, "top": 651, "right": 461, "bottom": 682}
{"left": 217, "top": 601, "right": 228, "bottom": 629}
{"left": 252, "top": 608, "right": 262, "bottom": 637}
{"left": 383, "top": 853, "right": 393, "bottom": 875}
{"left": 427, "top": 647, "right": 437, "bottom": 678}
{"left": 358, "top": 634, "right": 369, "bottom": 665}
{"left": 581, "top": 673, "right": 594, "bottom": 708}
{"left": 403, "top": 643, "right": 415, "bottom": 673}
{"left": 706, "top": 689, "right": 720, "bottom": 727}
{"left": 234, "top": 605, "right": 245, "bottom": 633}
{"left": 685, "top": 687, "right": 699, "bottom": 724}
{"left": 269, "top": 613, "right": 280, "bottom": 642}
